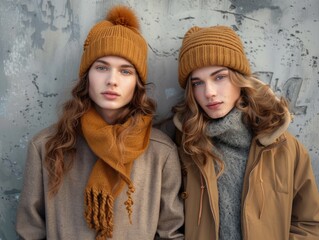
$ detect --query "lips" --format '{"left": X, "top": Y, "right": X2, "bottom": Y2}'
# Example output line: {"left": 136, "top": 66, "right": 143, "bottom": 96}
{"left": 206, "top": 101, "right": 222, "bottom": 109}
{"left": 101, "top": 90, "right": 120, "bottom": 100}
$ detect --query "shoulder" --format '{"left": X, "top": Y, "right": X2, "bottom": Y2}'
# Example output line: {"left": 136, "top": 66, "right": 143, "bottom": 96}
{"left": 283, "top": 131, "right": 309, "bottom": 156}
{"left": 30, "top": 124, "right": 56, "bottom": 147}
{"left": 22, "top": 125, "right": 57, "bottom": 166}
{"left": 150, "top": 128, "right": 175, "bottom": 146}
{"left": 145, "top": 128, "right": 181, "bottom": 171}
{"left": 147, "top": 127, "right": 177, "bottom": 159}
{"left": 264, "top": 131, "right": 312, "bottom": 169}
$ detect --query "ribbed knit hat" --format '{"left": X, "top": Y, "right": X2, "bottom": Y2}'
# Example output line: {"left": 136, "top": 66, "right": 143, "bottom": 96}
{"left": 79, "top": 5, "right": 148, "bottom": 82}
{"left": 178, "top": 26, "right": 251, "bottom": 88}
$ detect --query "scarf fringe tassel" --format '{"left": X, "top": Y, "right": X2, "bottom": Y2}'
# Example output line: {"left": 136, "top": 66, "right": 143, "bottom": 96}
{"left": 85, "top": 188, "right": 114, "bottom": 240}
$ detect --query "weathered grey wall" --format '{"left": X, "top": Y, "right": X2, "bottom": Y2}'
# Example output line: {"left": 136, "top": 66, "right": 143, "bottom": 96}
{"left": 0, "top": 0, "right": 318, "bottom": 238}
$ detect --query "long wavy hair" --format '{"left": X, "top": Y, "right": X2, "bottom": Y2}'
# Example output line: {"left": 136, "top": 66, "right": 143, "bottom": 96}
{"left": 45, "top": 72, "right": 156, "bottom": 196}
{"left": 174, "top": 69, "right": 288, "bottom": 177}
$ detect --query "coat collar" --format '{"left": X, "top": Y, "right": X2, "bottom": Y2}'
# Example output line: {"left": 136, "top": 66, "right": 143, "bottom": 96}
{"left": 256, "top": 108, "right": 291, "bottom": 147}
{"left": 173, "top": 107, "right": 291, "bottom": 147}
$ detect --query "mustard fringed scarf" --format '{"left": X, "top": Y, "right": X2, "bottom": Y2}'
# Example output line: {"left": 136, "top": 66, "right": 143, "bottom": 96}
{"left": 81, "top": 107, "right": 152, "bottom": 239}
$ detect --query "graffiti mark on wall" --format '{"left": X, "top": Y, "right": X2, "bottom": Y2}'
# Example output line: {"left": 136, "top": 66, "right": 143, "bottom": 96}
{"left": 148, "top": 43, "right": 179, "bottom": 58}
{"left": 282, "top": 77, "right": 307, "bottom": 115}
{"left": 255, "top": 71, "right": 307, "bottom": 115}
{"left": 214, "top": 9, "right": 258, "bottom": 23}
{"left": 19, "top": 0, "right": 78, "bottom": 49}
{"left": 31, "top": 73, "right": 58, "bottom": 98}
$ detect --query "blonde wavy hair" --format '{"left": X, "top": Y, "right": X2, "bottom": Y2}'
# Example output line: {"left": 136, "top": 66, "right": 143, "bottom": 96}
{"left": 45, "top": 72, "right": 156, "bottom": 196}
{"left": 174, "top": 69, "right": 288, "bottom": 177}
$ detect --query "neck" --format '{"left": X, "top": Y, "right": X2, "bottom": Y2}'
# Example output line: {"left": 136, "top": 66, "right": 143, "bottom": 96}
{"left": 207, "top": 107, "right": 252, "bottom": 149}
{"left": 94, "top": 105, "right": 121, "bottom": 124}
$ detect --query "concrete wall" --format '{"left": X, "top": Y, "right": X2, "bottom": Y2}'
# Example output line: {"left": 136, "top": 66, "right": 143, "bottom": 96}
{"left": 0, "top": 0, "right": 318, "bottom": 238}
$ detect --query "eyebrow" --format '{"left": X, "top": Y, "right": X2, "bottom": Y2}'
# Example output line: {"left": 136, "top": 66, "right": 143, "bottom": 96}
{"left": 190, "top": 67, "right": 228, "bottom": 81}
{"left": 95, "top": 59, "right": 135, "bottom": 69}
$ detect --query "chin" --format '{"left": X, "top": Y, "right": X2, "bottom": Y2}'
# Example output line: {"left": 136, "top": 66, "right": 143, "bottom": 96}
{"left": 210, "top": 112, "right": 227, "bottom": 119}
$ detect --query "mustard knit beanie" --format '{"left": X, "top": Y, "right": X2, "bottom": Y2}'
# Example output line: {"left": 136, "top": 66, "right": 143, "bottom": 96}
{"left": 79, "top": 5, "right": 148, "bottom": 82}
{"left": 178, "top": 26, "right": 251, "bottom": 88}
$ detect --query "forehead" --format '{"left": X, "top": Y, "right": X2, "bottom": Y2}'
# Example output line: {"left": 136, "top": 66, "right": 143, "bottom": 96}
{"left": 191, "top": 66, "right": 228, "bottom": 78}
{"left": 95, "top": 55, "right": 133, "bottom": 66}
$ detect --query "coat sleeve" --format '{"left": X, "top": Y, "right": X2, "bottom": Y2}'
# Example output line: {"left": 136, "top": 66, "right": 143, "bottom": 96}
{"left": 155, "top": 145, "right": 184, "bottom": 240}
{"left": 290, "top": 140, "right": 319, "bottom": 239}
{"left": 16, "top": 140, "right": 46, "bottom": 240}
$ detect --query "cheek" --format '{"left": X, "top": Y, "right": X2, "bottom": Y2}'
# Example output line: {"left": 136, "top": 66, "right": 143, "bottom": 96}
{"left": 192, "top": 88, "right": 200, "bottom": 101}
{"left": 87, "top": 71, "right": 94, "bottom": 90}
{"left": 226, "top": 83, "right": 240, "bottom": 100}
{"left": 233, "top": 87, "right": 241, "bottom": 101}
{"left": 87, "top": 78, "right": 94, "bottom": 94}
{"left": 193, "top": 88, "right": 202, "bottom": 102}
{"left": 88, "top": 78, "right": 99, "bottom": 99}
{"left": 125, "top": 80, "right": 137, "bottom": 99}
{"left": 88, "top": 84, "right": 95, "bottom": 101}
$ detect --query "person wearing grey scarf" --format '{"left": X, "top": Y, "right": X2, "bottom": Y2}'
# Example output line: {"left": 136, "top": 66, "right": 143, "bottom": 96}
{"left": 173, "top": 24, "right": 319, "bottom": 240}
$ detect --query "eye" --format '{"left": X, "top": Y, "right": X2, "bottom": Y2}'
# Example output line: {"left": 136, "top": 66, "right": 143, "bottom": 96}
{"left": 95, "top": 65, "right": 109, "bottom": 71}
{"left": 120, "top": 69, "right": 134, "bottom": 75}
{"left": 215, "top": 74, "right": 225, "bottom": 81}
{"left": 215, "top": 71, "right": 229, "bottom": 81}
{"left": 191, "top": 80, "right": 204, "bottom": 87}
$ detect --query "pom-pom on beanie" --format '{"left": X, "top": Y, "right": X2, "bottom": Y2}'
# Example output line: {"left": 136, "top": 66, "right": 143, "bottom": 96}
{"left": 178, "top": 26, "right": 251, "bottom": 88}
{"left": 79, "top": 5, "right": 148, "bottom": 82}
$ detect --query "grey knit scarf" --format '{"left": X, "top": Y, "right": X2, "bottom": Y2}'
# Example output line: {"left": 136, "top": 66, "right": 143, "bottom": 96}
{"left": 207, "top": 108, "right": 252, "bottom": 240}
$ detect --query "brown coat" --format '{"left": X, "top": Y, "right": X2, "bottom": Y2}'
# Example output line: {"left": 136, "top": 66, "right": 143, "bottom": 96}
{"left": 16, "top": 126, "right": 184, "bottom": 240}
{"left": 174, "top": 114, "right": 319, "bottom": 240}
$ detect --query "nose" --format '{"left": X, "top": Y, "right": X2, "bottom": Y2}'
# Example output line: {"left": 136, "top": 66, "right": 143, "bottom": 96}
{"left": 204, "top": 81, "right": 216, "bottom": 99}
{"left": 106, "top": 69, "right": 118, "bottom": 86}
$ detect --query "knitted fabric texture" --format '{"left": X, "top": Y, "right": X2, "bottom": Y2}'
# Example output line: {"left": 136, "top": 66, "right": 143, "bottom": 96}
{"left": 81, "top": 107, "right": 152, "bottom": 239}
{"left": 178, "top": 25, "right": 251, "bottom": 88}
{"left": 207, "top": 108, "right": 252, "bottom": 240}
{"left": 79, "top": 5, "right": 148, "bottom": 82}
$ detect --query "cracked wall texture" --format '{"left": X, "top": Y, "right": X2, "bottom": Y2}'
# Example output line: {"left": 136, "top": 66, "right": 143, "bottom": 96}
{"left": 0, "top": 0, "right": 318, "bottom": 238}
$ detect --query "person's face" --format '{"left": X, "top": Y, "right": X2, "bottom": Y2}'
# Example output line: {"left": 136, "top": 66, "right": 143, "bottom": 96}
{"left": 190, "top": 66, "right": 241, "bottom": 119}
{"left": 88, "top": 55, "right": 137, "bottom": 124}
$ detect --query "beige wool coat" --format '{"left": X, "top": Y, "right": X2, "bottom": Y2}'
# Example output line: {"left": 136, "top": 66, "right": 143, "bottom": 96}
{"left": 16, "top": 126, "right": 184, "bottom": 240}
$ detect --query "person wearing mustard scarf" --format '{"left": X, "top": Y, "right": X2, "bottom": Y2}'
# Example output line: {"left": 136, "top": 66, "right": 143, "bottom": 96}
{"left": 16, "top": 5, "right": 184, "bottom": 240}
{"left": 81, "top": 107, "right": 152, "bottom": 239}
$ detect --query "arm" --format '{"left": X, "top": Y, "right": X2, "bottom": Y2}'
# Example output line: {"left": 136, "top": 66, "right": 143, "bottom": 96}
{"left": 290, "top": 141, "right": 319, "bottom": 239}
{"left": 155, "top": 146, "right": 184, "bottom": 240}
{"left": 16, "top": 140, "right": 46, "bottom": 239}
